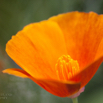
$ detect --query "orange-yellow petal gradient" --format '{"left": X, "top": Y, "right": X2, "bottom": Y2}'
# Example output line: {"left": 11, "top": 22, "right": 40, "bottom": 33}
{"left": 69, "top": 56, "right": 103, "bottom": 87}
{"left": 6, "top": 21, "right": 67, "bottom": 79}
{"left": 3, "top": 11, "right": 103, "bottom": 97}
{"left": 3, "top": 68, "right": 80, "bottom": 97}
{"left": 49, "top": 11, "right": 103, "bottom": 69}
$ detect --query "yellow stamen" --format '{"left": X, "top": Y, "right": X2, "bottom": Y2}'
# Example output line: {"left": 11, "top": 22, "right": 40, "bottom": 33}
{"left": 55, "top": 55, "right": 80, "bottom": 80}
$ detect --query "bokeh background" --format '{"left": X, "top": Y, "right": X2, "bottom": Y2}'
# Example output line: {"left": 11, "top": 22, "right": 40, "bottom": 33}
{"left": 0, "top": 0, "right": 103, "bottom": 103}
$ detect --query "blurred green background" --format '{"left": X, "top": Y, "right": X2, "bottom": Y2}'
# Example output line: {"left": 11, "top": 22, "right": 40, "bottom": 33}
{"left": 0, "top": 0, "right": 103, "bottom": 103}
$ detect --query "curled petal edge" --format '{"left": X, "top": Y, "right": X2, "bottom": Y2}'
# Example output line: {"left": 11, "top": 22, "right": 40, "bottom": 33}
{"left": 3, "top": 68, "right": 80, "bottom": 97}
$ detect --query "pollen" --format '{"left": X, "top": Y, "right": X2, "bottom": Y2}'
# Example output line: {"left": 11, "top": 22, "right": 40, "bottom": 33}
{"left": 55, "top": 55, "right": 80, "bottom": 80}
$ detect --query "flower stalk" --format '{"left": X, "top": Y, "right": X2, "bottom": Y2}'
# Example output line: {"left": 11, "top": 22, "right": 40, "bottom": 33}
{"left": 72, "top": 97, "right": 78, "bottom": 103}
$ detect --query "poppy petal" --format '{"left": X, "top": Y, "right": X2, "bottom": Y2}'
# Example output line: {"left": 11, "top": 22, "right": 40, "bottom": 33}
{"left": 3, "top": 68, "right": 81, "bottom": 97}
{"left": 69, "top": 56, "right": 103, "bottom": 88}
{"left": 95, "top": 39, "right": 103, "bottom": 60}
{"left": 32, "top": 78, "right": 80, "bottom": 97}
{"left": 6, "top": 21, "right": 67, "bottom": 79}
{"left": 3, "top": 68, "right": 30, "bottom": 78}
{"left": 49, "top": 11, "right": 103, "bottom": 69}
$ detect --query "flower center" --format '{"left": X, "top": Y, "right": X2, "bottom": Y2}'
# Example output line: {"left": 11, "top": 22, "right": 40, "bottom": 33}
{"left": 55, "top": 55, "right": 80, "bottom": 80}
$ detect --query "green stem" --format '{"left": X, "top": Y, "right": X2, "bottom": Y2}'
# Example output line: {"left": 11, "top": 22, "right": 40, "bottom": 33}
{"left": 72, "top": 97, "right": 78, "bottom": 103}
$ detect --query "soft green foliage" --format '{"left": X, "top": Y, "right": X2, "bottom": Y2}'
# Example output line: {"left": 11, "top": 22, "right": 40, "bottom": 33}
{"left": 0, "top": 0, "right": 103, "bottom": 103}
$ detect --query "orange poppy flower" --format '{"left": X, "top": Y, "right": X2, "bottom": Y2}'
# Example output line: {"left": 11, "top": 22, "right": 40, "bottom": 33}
{"left": 3, "top": 11, "right": 103, "bottom": 97}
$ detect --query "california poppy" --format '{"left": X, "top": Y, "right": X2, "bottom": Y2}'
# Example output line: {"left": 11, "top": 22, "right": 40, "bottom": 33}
{"left": 3, "top": 11, "right": 103, "bottom": 97}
